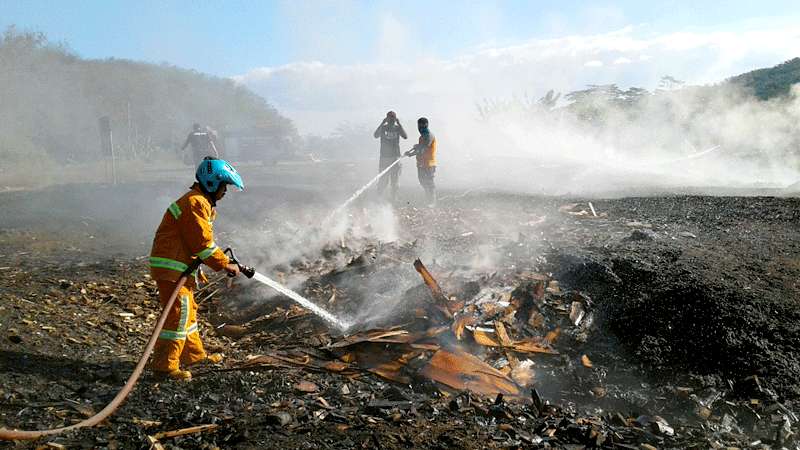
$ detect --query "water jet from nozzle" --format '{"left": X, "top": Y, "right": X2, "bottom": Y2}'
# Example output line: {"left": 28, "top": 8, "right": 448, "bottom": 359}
{"left": 251, "top": 271, "right": 350, "bottom": 331}
{"left": 322, "top": 156, "right": 405, "bottom": 226}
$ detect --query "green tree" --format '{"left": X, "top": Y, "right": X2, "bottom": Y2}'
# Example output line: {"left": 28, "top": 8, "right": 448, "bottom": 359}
{"left": 0, "top": 26, "right": 297, "bottom": 165}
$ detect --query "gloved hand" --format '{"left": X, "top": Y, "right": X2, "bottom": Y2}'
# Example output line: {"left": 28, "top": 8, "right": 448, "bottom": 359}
{"left": 404, "top": 147, "right": 417, "bottom": 157}
{"left": 224, "top": 263, "right": 240, "bottom": 277}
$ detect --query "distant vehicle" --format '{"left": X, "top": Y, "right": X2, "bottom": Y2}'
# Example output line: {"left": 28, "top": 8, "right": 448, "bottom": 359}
{"left": 220, "top": 127, "right": 296, "bottom": 165}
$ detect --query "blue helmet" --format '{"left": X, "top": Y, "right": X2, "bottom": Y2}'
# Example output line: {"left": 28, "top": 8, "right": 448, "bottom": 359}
{"left": 196, "top": 157, "right": 244, "bottom": 193}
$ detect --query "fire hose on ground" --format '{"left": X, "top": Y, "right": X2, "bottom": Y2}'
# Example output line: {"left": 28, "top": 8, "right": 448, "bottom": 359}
{"left": 0, "top": 249, "right": 255, "bottom": 441}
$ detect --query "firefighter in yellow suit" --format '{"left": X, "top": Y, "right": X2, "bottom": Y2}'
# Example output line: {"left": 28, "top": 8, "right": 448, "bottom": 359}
{"left": 149, "top": 157, "right": 244, "bottom": 380}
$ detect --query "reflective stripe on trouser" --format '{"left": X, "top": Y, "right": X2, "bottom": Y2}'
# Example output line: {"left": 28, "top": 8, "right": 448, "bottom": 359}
{"left": 151, "top": 280, "right": 207, "bottom": 372}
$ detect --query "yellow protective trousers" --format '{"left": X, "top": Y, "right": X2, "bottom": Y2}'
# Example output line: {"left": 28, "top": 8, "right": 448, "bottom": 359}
{"left": 150, "top": 280, "right": 208, "bottom": 372}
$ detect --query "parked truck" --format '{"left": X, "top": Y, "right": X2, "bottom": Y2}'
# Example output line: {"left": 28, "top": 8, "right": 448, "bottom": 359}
{"left": 220, "top": 127, "right": 297, "bottom": 165}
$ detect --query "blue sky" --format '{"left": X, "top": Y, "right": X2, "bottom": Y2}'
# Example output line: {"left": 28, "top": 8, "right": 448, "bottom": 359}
{"left": 2, "top": 0, "right": 798, "bottom": 76}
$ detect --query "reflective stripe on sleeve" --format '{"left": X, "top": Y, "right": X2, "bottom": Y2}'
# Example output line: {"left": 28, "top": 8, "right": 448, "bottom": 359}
{"left": 167, "top": 202, "right": 182, "bottom": 219}
{"left": 195, "top": 243, "right": 218, "bottom": 260}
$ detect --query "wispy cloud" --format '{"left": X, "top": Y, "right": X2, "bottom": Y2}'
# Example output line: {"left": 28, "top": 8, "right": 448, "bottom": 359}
{"left": 235, "top": 25, "right": 800, "bottom": 134}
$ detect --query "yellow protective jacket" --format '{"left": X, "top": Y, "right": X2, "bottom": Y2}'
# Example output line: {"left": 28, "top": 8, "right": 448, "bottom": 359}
{"left": 415, "top": 131, "right": 437, "bottom": 168}
{"left": 149, "top": 184, "right": 229, "bottom": 286}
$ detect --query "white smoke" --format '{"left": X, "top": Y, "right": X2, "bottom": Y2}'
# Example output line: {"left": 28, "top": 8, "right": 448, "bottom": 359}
{"left": 235, "top": 25, "right": 800, "bottom": 135}
{"left": 233, "top": 24, "right": 800, "bottom": 192}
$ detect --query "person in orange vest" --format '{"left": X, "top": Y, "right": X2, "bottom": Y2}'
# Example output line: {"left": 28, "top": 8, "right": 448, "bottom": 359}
{"left": 405, "top": 117, "right": 437, "bottom": 207}
{"left": 148, "top": 157, "right": 243, "bottom": 380}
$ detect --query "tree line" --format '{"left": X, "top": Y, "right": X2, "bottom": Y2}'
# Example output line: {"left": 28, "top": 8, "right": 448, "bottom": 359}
{"left": 0, "top": 26, "right": 297, "bottom": 165}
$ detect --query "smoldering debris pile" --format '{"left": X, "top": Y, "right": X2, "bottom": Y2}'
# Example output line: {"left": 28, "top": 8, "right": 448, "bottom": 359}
{"left": 236, "top": 260, "right": 561, "bottom": 400}
{"left": 3, "top": 193, "right": 800, "bottom": 448}
{"left": 215, "top": 245, "right": 798, "bottom": 449}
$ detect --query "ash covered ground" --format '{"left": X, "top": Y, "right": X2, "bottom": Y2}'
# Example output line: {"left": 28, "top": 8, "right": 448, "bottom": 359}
{"left": 1, "top": 175, "right": 799, "bottom": 449}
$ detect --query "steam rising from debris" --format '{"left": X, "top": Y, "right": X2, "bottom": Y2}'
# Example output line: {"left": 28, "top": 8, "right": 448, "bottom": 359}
{"left": 239, "top": 26, "right": 800, "bottom": 193}
{"left": 460, "top": 83, "right": 800, "bottom": 193}
{"left": 228, "top": 201, "right": 398, "bottom": 268}
{"left": 221, "top": 198, "right": 415, "bottom": 329}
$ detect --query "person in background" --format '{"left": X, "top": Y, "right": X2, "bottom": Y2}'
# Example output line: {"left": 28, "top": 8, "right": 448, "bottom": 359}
{"left": 373, "top": 111, "right": 407, "bottom": 201}
{"left": 405, "top": 117, "right": 437, "bottom": 207}
{"left": 181, "top": 123, "right": 219, "bottom": 166}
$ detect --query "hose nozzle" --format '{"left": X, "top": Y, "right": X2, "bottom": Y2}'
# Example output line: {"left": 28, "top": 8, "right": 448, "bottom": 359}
{"left": 223, "top": 248, "right": 255, "bottom": 279}
{"left": 239, "top": 265, "right": 255, "bottom": 279}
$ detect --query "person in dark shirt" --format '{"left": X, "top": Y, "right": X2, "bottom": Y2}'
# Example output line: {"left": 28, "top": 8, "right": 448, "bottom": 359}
{"left": 405, "top": 117, "right": 437, "bottom": 207}
{"left": 373, "top": 111, "right": 407, "bottom": 201}
{"left": 181, "top": 123, "right": 219, "bottom": 166}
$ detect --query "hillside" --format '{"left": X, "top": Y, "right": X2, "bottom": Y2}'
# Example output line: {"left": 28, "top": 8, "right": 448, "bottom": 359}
{"left": 728, "top": 57, "right": 800, "bottom": 100}
{"left": 0, "top": 27, "right": 295, "bottom": 165}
